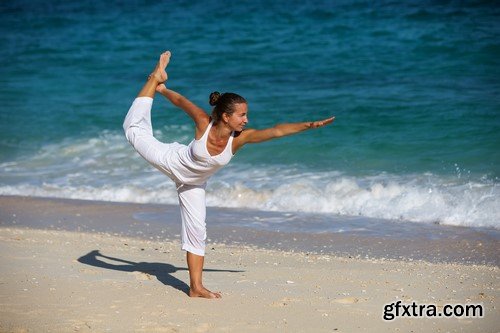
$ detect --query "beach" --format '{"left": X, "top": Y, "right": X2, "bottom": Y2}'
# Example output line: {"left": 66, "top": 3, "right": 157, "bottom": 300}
{"left": 1, "top": 2, "right": 499, "bottom": 331}
{"left": 0, "top": 195, "right": 498, "bottom": 332}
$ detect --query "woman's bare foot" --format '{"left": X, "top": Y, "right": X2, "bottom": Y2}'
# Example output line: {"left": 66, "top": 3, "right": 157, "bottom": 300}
{"left": 150, "top": 51, "right": 171, "bottom": 83}
{"left": 189, "top": 286, "right": 222, "bottom": 299}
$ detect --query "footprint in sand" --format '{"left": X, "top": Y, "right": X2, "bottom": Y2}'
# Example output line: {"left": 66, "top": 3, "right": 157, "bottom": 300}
{"left": 270, "top": 297, "right": 300, "bottom": 307}
{"left": 79, "top": 268, "right": 99, "bottom": 275}
{"left": 333, "top": 297, "right": 359, "bottom": 304}
{"left": 195, "top": 323, "right": 214, "bottom": 333}
{"left": 135, "top": 327, "right": 175, "bottom": 333}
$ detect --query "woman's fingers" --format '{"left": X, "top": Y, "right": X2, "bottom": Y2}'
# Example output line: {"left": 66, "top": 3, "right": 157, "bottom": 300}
{"left": 311, "top": 117, "right": 335, "bottom": 128}
{"left": 324, "top": 116, "right": 335, "bottom": 124}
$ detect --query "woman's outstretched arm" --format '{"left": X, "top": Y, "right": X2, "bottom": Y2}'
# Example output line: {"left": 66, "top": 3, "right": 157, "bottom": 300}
{"left": 236, "top": 116, "right": 335, "bottom": 145}
{"left": 155, "top": 84, "right": 210, "bottom": 135}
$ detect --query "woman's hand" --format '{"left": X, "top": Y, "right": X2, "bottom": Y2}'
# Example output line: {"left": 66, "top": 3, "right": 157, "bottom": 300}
{"left": 309, "top": 116, "right": 335, "bottom": 129}
{"left": 156, "top": 83, "right": 167, "bottom": 94}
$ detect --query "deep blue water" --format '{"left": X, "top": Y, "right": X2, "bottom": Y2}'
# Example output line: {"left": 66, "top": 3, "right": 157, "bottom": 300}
{"left": 1, "top": 0, "right": 499, "bottom": 229}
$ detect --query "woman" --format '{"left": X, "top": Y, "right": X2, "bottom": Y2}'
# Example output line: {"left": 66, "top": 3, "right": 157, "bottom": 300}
{"left": 123, "top": 51, "right": 334, "bottom": 299}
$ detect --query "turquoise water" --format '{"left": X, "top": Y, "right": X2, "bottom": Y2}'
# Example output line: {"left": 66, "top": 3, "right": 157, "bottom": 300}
{"left": 1, "top": 0, "right": 499, "bottom": 229}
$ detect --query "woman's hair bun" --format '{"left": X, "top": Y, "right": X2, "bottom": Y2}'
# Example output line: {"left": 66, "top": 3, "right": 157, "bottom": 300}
{"left": 209, "top": 91, "right": 221, "bottom": 106}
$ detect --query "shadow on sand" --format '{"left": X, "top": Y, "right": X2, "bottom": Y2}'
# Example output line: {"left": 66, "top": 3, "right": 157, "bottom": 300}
{"left": 77, "top": 250, "right": 243, "bottom": 295}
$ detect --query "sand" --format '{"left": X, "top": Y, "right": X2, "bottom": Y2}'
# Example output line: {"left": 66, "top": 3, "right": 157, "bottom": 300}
{"left": 0, "top": 196, "right": 498, "bottom": 332}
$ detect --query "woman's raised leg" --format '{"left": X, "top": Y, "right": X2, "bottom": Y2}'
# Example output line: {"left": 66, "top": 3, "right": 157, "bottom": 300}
{"left": 137, "top": 51, "right": 170, "bottom": 98}
{"left": 123, "top": 51, "right": 174, "bottom": 176}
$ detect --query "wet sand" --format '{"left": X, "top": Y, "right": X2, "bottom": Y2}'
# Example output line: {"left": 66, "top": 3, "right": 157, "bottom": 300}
{"left": 1, "top": 195, "right": 498, "bottom": 265}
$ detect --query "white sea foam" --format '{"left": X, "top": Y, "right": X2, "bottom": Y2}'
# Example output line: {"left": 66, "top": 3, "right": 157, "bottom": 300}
{"left": 1, "top": 132, "right": 498, "bottom": 229}
{"left": 207, "top": 173, "right": 499, "bottom": 229}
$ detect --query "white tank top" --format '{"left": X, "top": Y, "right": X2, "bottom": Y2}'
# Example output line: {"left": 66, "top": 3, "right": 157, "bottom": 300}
{"left": 167, "top": 120, "right": 234, "bottom": 185}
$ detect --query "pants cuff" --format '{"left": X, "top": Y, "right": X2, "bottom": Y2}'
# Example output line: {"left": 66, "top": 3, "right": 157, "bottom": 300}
{"left": 182, "top": 244, "right": 205, "bottom": 256}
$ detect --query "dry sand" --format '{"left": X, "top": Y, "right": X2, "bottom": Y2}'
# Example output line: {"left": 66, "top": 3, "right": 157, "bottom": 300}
{"left": 0, "top": 226, "right": 498, "bottom": 332}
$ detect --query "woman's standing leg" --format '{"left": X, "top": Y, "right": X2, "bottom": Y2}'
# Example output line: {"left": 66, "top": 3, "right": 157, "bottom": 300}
{"left": 186, "top": 252, "right": 221, "bottom": 298}
{"left": 177, "top": 184, "right": 221, "bottom": 299}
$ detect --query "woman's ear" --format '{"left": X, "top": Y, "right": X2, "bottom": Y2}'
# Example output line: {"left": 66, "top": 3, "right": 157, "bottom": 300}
{"left": 222, "top": 112, "right": 230, "bottom": 124}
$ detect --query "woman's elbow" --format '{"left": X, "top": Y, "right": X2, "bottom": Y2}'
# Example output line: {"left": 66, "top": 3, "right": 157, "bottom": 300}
{"left": 272, "top": 126, "right": 285, "bottom": 138}
{"left": 169, "top": 94, "right": 185, "bottom": 107}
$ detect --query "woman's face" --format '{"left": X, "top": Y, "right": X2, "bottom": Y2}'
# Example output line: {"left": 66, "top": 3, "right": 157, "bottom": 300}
{"left": 226, "top": 103, "right": 248, "bottom": 132}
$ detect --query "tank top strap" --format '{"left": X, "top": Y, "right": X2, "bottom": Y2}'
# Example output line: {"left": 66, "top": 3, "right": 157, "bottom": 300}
{"left": 200, "top": 120, "right": 214, "bottom": 142}
{"left": 226, "top": 131, "right": 235, "bottom": 155}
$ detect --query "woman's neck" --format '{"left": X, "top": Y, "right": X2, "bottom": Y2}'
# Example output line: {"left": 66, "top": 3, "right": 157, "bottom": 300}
{"left": 212, "top": 122, "right": 232, "bottom": 139}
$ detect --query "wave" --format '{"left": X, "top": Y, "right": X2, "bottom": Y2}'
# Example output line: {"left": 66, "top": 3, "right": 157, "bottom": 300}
{"left": 1, "top": 131, "right": 498, "bottom": 230}
{"left": 207, "top": 172, "right": 499, "bottom": 229}
{"left": 1, "top": 173, "right": 498, "bottom": 230}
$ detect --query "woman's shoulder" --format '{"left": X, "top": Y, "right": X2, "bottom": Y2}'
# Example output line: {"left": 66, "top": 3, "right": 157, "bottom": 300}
{"left": 233, "top": 128, "right": 254, "bottom": 138}
{"left": 194, "top": 117, "right": 212, "bottom": 140}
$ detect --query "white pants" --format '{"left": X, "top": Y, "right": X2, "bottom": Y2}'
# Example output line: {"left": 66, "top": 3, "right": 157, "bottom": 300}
{"left": 177, "top": 183, "right": 207, "bottom": 256}
{"left": 123, "top": 97, "right": 207, "bottom": 256}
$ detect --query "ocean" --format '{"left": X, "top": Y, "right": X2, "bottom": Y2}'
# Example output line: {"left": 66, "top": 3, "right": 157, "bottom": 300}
{"left": 1, "top": 0, "right": 499, "bottom": 231}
